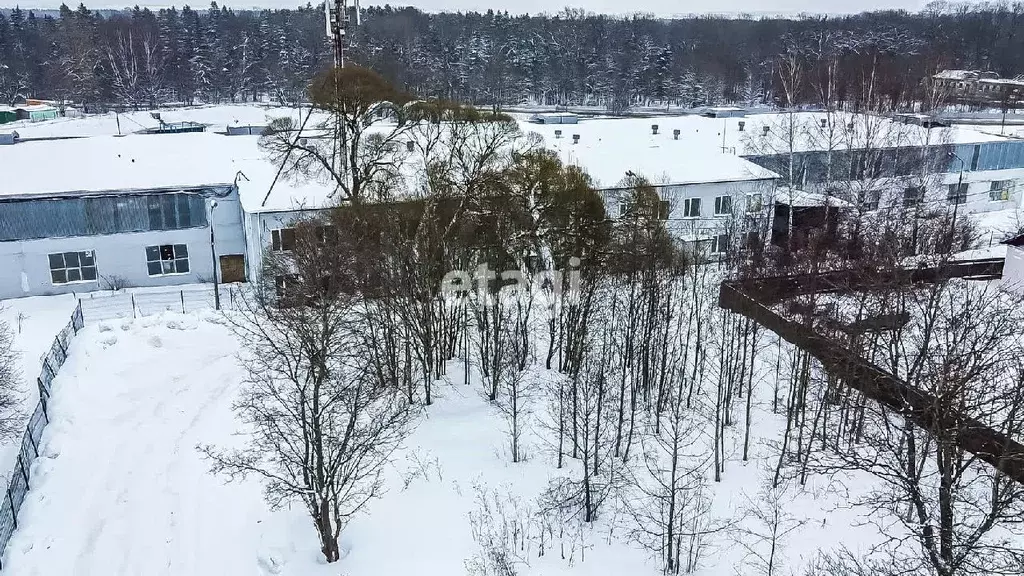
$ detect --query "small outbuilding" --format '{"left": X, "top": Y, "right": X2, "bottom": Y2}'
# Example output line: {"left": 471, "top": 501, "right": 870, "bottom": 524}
{"left": 529, "top": 113, "right": 579, "bottom": 125}
{"left": 0, "top": 107, "right": 16, "bottom": 125}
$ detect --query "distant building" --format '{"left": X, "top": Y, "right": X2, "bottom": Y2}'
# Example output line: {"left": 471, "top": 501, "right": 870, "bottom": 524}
{"left": 932, "top": 69, "right": 1024, "bottom": 105}
{"left": 701, "top": 106, "right": 746, "bottom": 118}
{"left": 529, "top": 113, "right": 579, "bottom": 125}
{"left": 14, "top": 104, "right": 59, "bottom": 122}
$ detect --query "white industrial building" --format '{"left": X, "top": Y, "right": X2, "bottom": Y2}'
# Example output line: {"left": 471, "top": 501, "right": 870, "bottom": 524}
{"left": 0, "top": 131, "right": 336, "bottom": 300}
{"left": 3, "top": 107, "right": 1024, "bottom": 300}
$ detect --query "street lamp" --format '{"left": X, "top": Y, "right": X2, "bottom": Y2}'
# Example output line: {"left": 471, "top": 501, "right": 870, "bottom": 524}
{"left": 209, "top": 199, "right": 221, "bottom": 310}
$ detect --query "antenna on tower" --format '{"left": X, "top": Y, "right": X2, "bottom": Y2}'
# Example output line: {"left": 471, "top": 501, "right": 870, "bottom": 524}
{"left": 325, "top": 0, "right": 361, "bottom": 68}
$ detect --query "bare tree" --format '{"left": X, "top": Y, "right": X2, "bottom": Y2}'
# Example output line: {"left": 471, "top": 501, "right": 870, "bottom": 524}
{"left": 0, "top": 311, "right": 21, "bottom": 440}
{"left": 200, "top": 228, "right": 414, "bottom": 563}
{"left": 732, "top": 473, "right": 808, "bottom": 576}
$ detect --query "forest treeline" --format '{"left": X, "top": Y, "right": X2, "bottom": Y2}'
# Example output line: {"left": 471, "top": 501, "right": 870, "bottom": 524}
{"left": 1, "top": 2, "right": 1024, "bottom": 110}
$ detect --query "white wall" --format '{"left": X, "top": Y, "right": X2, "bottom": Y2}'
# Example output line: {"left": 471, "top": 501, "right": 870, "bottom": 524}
{"left": 0, "top": 190, "right": 247, "bottom": 300}
{"left": 244, "top": 208, "right": 333, "bottom": 283}
{"left": 603, "top": 179, "right": 774, "bottom": 244}
{"left": 1004, "top": 245, "right": 1024, "bottom": 295}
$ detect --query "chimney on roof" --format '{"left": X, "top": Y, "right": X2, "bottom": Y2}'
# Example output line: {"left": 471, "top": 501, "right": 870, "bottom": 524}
{"left": 572, "top": 134, "right": 580, "bottom": 145}
{"left": 738, "top": 121, "right": 745, "bottom": 132}
{"left": 406, "top": 140, "right": 414, "bottom": 152}
{"left": 820, "top": 118, "right": 827, "bottom": 128}
{"left": 762, "top": 126, "right": 770, "bottom": 136}
{"left": 554, "top": 129, "right": 562, "bottom": 139}
{"left": 673, "top": 129, "right": 680, "bottom": 140}
{"left": 651, "top": 124, "right": 659, "bottom": 135}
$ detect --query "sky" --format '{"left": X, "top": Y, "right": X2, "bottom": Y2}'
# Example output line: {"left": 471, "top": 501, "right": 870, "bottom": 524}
{"left": 3, "top": 0, "right": 930, "bottom": 17}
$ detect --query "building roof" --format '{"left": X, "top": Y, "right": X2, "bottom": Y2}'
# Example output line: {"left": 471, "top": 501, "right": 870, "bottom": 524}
{"left": 933, "top": 70, "right": 998, "bottom": 81}
{"left": 519, "top": 118, "right": 778, "bottom": 188}
{"left": 519, "top": 112, "right": 1009, "bottom": 165}
{"left": 0, "top": 132, "right": 339, "bottom": 213}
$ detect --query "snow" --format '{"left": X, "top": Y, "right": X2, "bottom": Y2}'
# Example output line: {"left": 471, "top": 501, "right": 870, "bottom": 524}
{"left": 0, "top": 306, "right": 893, "bottom": 576}
{"left": 0, "top": 294, "right": 79, "bottom": 481}
{"left": 519, "top": 111, "right": 1011, "bottom": 162}
{"left": 525, "top": 121, "right": 778, "bottom": 189}
{"left": 0, "top": 130, "right": 341, "bottom": 213}
{"left": 1, "top": 105, "right": 301, "bottom": 140}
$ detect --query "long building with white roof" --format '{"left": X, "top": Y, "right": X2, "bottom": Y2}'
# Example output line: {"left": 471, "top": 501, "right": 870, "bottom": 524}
{"left": 0, "top": 130, "right": 341, "bottom": 299}
{"left": 3, "top": 106, "right": 1024, "bottom": 299}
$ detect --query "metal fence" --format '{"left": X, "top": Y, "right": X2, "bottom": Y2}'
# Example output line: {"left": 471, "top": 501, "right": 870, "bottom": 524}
{"left": 78, "top": 284, "right": 242, "bottom": 323}
{"left": 0, "top": 301, "right": 84, "bottom": 568}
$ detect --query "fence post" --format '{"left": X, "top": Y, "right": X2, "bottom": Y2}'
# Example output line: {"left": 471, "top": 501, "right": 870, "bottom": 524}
{"left": 37, "top": 379, "right": 48, "bottom": 423}
{"left": 181, "top": 290, "right": 186, "bottom": 314}
{"left": 73, "top": 300, "right": 82, "bottom": 333}
{"left": 131, "top": 293, "right": 137, "bottom": 319}
{"left": 17, "top": 457, "right": 29, "bottom": 491}
{"left": 6, "top": 487, "right": 16, "bottom": 530}
{"left": 27, "top": 431, "right": 38, "bottom": 458}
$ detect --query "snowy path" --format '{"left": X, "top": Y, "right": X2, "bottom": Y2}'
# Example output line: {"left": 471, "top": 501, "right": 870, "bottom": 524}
{"left": 2, "top": 313, "right": 313, "bottom": 576}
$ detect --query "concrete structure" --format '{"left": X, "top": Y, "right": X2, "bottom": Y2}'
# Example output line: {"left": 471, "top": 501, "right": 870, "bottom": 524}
{"left": 0, "top": 186, "right": 246, "bottom": 298}
{"left": 521, "top": 116, "right": 779, "bottom": 257}
{"left": 0, "top": 133, "right": 278, "bottom": 299}
{"left": 1004, "top": 233, "right": 1024, "bottom": 294}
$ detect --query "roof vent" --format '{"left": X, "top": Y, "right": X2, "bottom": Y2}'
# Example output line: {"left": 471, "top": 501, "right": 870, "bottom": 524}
{"left": 762, "top": 126, "right": 770, "bottom": 136}
{"left": 554, "top": 129, "right": 562, "bottom": 139}
{"left": 651, "top": 124, "right": 659, "bottom": 135}
{"left": 406, "top": 140, "right": 415, "bottom": 152}
{"left": 572, "top": 134, "right": 580, "bottom": 144}
{"left": 820, "top": 119, "right": 827, "bottom": 128}
{"left": 738, "top": 121, "right": 745, "bottom": 132}
{"left": 673, "top": 129, "right": 680, "bottom": 140}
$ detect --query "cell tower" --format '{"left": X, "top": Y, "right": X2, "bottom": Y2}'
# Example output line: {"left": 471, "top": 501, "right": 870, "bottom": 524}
{"left": 324, "top": 0, "right": 361, "bottom": 68}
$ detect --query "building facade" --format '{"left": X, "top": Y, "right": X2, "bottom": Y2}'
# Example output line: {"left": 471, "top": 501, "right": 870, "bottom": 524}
{"left": 0, "top": 186, "right": 247, "bottom": 299}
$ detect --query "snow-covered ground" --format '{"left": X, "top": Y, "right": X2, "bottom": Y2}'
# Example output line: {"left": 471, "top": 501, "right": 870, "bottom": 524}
{"left": 0, "top": 294, "right": 79, "bottom": 479}
{"left": 1, "top": 308, "right": 884, "bottom": 575}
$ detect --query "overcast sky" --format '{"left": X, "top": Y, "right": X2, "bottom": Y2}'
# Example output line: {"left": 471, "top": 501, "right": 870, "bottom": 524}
{"left": 5, "top": 0, "right": 929, "bottom": 16}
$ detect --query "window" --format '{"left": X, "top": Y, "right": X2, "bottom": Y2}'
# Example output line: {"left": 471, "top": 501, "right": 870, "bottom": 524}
{"left": 658, "top": 200, "right": 670, "bottom": 220}
{"left": 48, "top": 251, "right": 97, "bottom": 284}
{"left": 683, "top": 198, "right": 701, "bottom": 218}
{"left": 146, "top": 244, "right": 190, "bottom": 276}
{"left": 714, "top": 195, "right": 732, "bottom": 216}
{"left": 947, "top": 183, "right": 968, "bottom": 205}
{"left": 746, "top": 193, "right": 763, "bottom": 213}
{"left": 275, "top": 274, "right": 299, "bottom": 298}
{"left": 903, "top": 186, "right": 924, "bottom": 207}
{"left": 858, "top": 190, "right": 881, "bottom": 211}
{"left": 271, "top": 227, "right": 296, "bottom": 251}
{"left": 990, "top": 180, "right": 1012, "bottom": 201}
{"left": 618, "top": 201, "right": 629, "bottom": 217}
{"left": 710, "top": 233, "right": 729, "bottom": 255}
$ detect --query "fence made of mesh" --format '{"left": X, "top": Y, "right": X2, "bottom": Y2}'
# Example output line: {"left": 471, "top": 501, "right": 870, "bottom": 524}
{"left": 0, "top": 303, "right": 83, "bottom": 568}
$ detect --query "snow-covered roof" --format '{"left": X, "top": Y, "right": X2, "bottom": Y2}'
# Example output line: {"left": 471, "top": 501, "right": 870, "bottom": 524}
{"left": 933, "top": 70, "right": 996, "bottom": 81}
{"left": 520, "top": 118, "right": 778, "bottom": 188}
{"left": 0, "top": 132, "right": 339, "bottom": 213}
{"left": 520, "top": 113, "right": 1009, "bottom": 166}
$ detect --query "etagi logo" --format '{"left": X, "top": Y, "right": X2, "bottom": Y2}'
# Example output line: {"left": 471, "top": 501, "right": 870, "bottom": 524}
{"left": 440, "top": 258, "right": 582, "bottom": 302}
